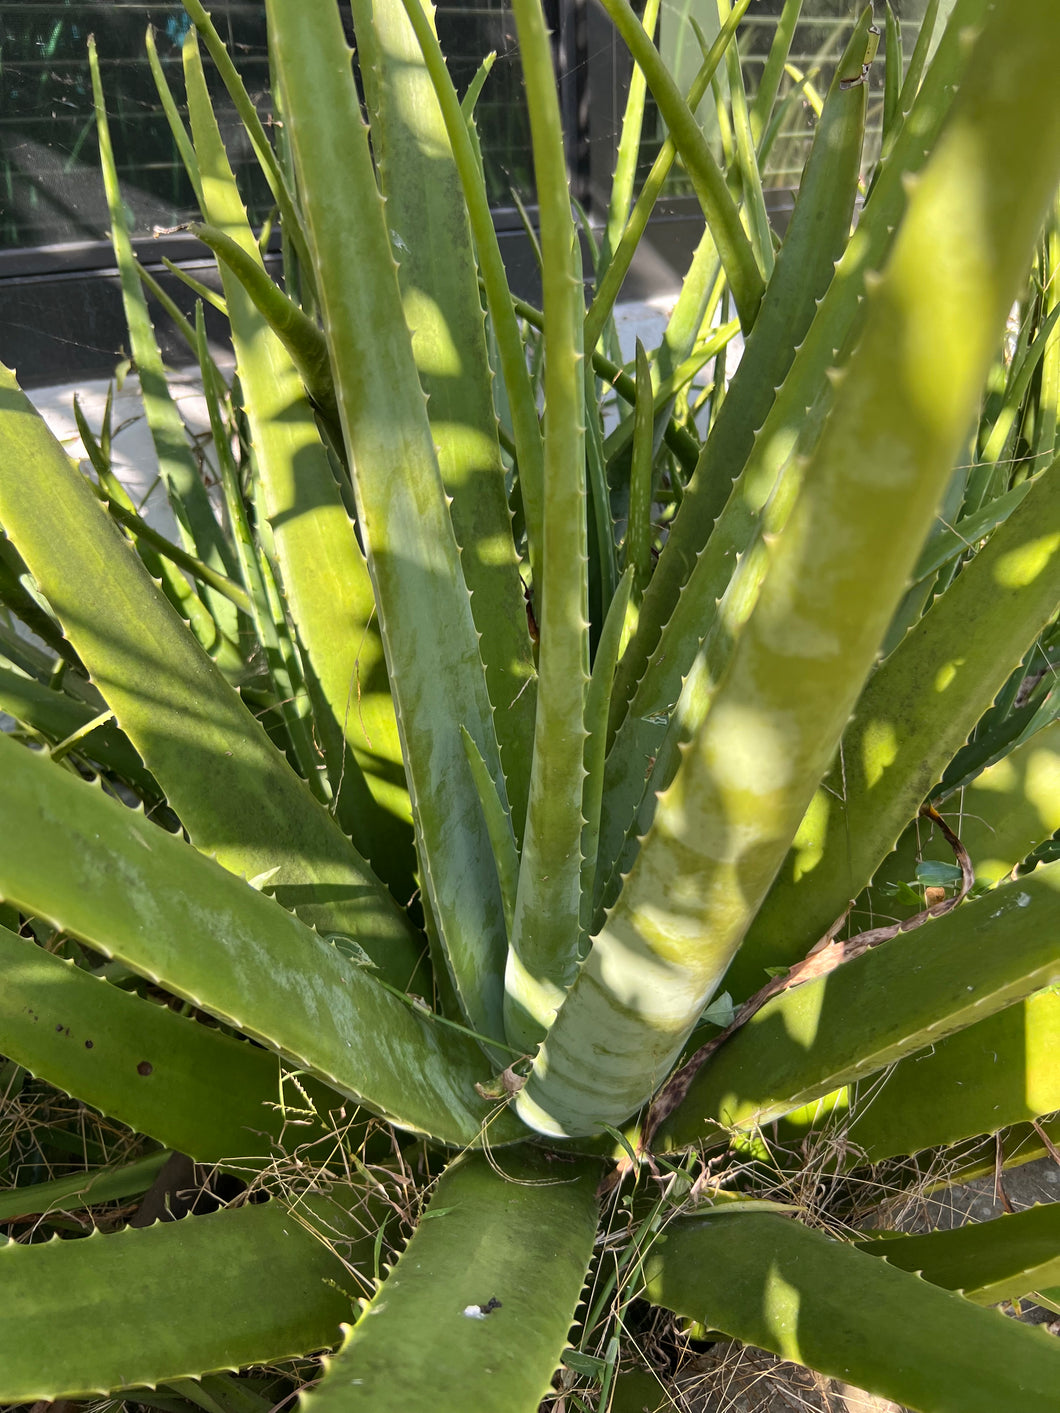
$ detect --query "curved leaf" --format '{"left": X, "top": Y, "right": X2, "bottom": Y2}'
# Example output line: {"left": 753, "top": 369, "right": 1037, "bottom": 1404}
{"left": 517, "top": 4, "right": 1060, "bottom": 1138}
{"left": 0, "top": 366, "right": 423, "bottom": 988}
{"left": 0, "top": 922, "right": 338, "bottom": 1166}
{"left": 731, "top": 461, "right": 1060, "bottom": 996}
{"left": 0, "top": 735, "right": 524, "bottom": 1147}
{"left": 855, "top": 1202, "right": 1060, "bottom": 1307}
{"left": 0, "top": 1199, "right": 359, "bottom": 1400}
{"left": 644, "top": 1211, "right": 1060, "bottom": 1413}
{"left": 301, "top": 1150, "right": 599, "bottom": 1413}
{"left": 182, "top": 37, "right": 415, "bottom": 892}
{"left": 266, "top": 0, "right": 512, "bottom": 1046}
{"left": 657, "top": 866, "right": 1060, "bottom": 1148}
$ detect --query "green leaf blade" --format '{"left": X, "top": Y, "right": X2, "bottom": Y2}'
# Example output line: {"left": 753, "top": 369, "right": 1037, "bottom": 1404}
{"left": 645, "top": 1212, "right": 1060, "bottom": 1413}
{"left": 301, "top": 1150, "right": 599, "bottom": 1413}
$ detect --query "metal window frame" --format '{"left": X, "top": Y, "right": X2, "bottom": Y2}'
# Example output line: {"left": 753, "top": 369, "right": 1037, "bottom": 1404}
{"left": 0, "top": 0, "right": 726, "bottom": 387}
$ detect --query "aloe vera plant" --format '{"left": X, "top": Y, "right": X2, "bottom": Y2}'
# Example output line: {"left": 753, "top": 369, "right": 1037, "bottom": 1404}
{"left": 0, "top": 1, "right": 1059, "bottom": 1409}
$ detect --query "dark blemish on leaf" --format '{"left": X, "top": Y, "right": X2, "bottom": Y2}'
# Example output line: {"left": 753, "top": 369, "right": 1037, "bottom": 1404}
{"left": 137, "top": 1060, "right": 153, "bottom": 1076}
{"left": 84, "top": 1039, "right": 94, "bottom": 1049}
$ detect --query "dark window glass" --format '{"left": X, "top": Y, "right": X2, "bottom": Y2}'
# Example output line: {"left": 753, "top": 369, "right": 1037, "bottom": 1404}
{"left": 0, "top": 0, "right": 537, "bottom": 252}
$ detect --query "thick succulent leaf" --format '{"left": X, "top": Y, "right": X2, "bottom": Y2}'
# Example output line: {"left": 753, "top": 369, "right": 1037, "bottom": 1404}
{"left": 586, "top": 0, "right": 749, "bottom": 350}
{"left": 749, "top": 0, "right": 804, "bottom": 144}
{"left": 0, "top": 365, "right": 422, "bottom": 988}
{"left": 182, "top": 36, "right": 415, "bottom": 892}
{"left": 0, "top": 922, "right": 342, "bottom": 1166}
{"left": 597, "top": 9, "right": 873, "bottom": 834}
{"left": 875, "top": 719, "right": 1060, "bottom": 913}
{"left": 394, "top": 0, "right": 545, "bottom": 582}
{"left": 657, "top": 866, "right": 1060, "bottom": 1147}
{"left": 0, "top": 658, "right": 157, "bottom": 800}
{"left": 0, "top": 1198, "right": 360, "bottom": 1400}
{"left": 610, "top": 0, "right": 986, "bottom": 727}
{"left": 266, "top": 0, "right": 512, "bottom": 1046}
{"left": 0, "top": 1153, "right": 171, "bottom": 1225}
{"left": 88, "top": 38, "right": 238, "bottom": 637}
{"left": 0, "top": 1152, "right": 172, "bottom": 1223}
{"left": 733, "top": 461, "right": 1060, "bottom": 994}
{"left": 188, "top": 221, "right": 339, "bottom": 437}
{"left": 300, "top": 1150, "right": 599, "bottom": 1413}
{"left": 503, "top": 0, "right": 590, "bottom": 1052}
{"left": 593, "top": 0, "right": 763, "bottom": 329}
{"left": 776, "top": 985, "right": 1060, "bottom": 1165}
{"left": 855, "top": 1203, "right": 1060, "bottom": 1306}
{"left": 0, "top": 736, "right": 524, "bottom": 1147}
{"left": 354, "top": 0, "right": 536, "bottom": 838}
{"left": 517, "top": 3, "right": 1060, "bottom": 1139}
{"left": 181, "top": 0, "right": 313, "bottom": 277}
{"left": 643, "top": 1211, "right": 1060, "bottom": 1413}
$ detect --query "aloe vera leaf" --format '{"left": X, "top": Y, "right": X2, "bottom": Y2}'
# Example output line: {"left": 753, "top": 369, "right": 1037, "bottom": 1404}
{"left": 720, "top": 0, "right": 774, "bottom": 281}
{"left": 0, "top": 659, "right": 157, "bottom": 799}
{"left": 881, "top": 5, "right": 902, "bottom": 145}
{"left": 595, "top": 0, "right": 763, "bottom": 329}
{"left": 600, "top": 0, "right": 662, "bottom": 276}
{"left": 626, "top": 342, "right": 655, "bottom": 594}
{"left": 858, "top": 718, "right": 1060, "bottom": 936}
{"left": 160, "top": 256, "right": 228, "bottom": 316}
{"left": 585, "top": 0, "right": 751, "bottom": 353}
{"left": 608, "top": 11, "right": 876, "bottom": 731}
{"left": 855, "top": 1202, "right": 1060, "bottom": 1307}
{"left": 941, "top": 633, "right": 1060, "bottom": 798}
{"left": 300, "top": 1150, "right": 599, "bottom": 1413}
{"left": 843, "top": 981, "right": 1060, "bottom": 1165}
{"left": 187, "top": 222, "right": 340, "bottom": 440}
{"left": 604, "top": 318, "right": 738, "bottom": 464}
{"left": 145, "top": 23, "right": 202, "bottom": 204}
{"left": 1035, "top": 203, "right": 1060, "bottom": 467}
{"left": 611, "top": 0, "right": 986, "bottom": 727}
{"left": 136, "top": 262, "right": 218, "bottom": 374}
{"left": 646, "top": 232, "right": 722, "bottom": 402}
{"left": 910, "top": 474, "right": 1036, "bottom": 586}
{"left": 520, "top": 5, "right": 1060, "bottom": 1138}
{"left": 181, "top": 38, "right": 415, "bottom": 885}
{"left": 395, "top": 0, "right": 545, "bottom": 588}
{"left": 771, "top": 966, "right": 1059, "bottom": 1170}
{"left": 514, "top": 289, "right": 707, "bottom": 472}
{"left": 0, "top": 366, "right": 423, "bottom": 986}
{"left": 99, "top": 495, "right": 250, "bottom": 615}
{"left": 643, "top": 1211, "right": 1060, "bottom": 1413}
{"left": 0, "top": 1198, "right": 360, "bottom": 1400}
{"left": 596, "top": 21, "right": 874, "bottom": 885}
{"left": 500, "top": 0, "right": 590, "bottom": 1053}
{"left": 88, "top": 40, "right": 237, "bottom": 641}
{"left": 179, "top": 0, "right": 312, "bottom": 281}
{"left": 352, "top": 0, "right": 536, "bottom": 838}
{"left": 749, "top": 0, "right": 803, "bottom": 146}
{"left": 983, "top": 305, "right": 1060, "bottom": 467}
{"left": 70, "top": 396, "right": 245, "bottom": 676}
{"left": 728, "top": 466, "right": 1060, "bottom": 996}
{"left": 267, "top": 0, "right": 515, "bottom": 1046}
{"left": 0, "top": 735, "right": 525, "bottom": 1147}
{"left": 0, "top": 1150, "right": 169, "bottom": 1223}
{"left": 581, "top": 569, "right": 635, "bottom": 935}
{"left": 585, "top": 362, "right": 618, "bottom": 624}
{"left": 896, "top": 0, "right": 940, "bottom": 119}
{"left": 656, "top": 866, "right": 1060, "bottom": 1148}
{"left": 0, "top": 533, "right": 81, "bottom": 668}
{"left": 0, "top": 922, "right": 325, "bottom": 1165}
{"left": 460, "top": 726, "right": 519, "bottom": 939}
